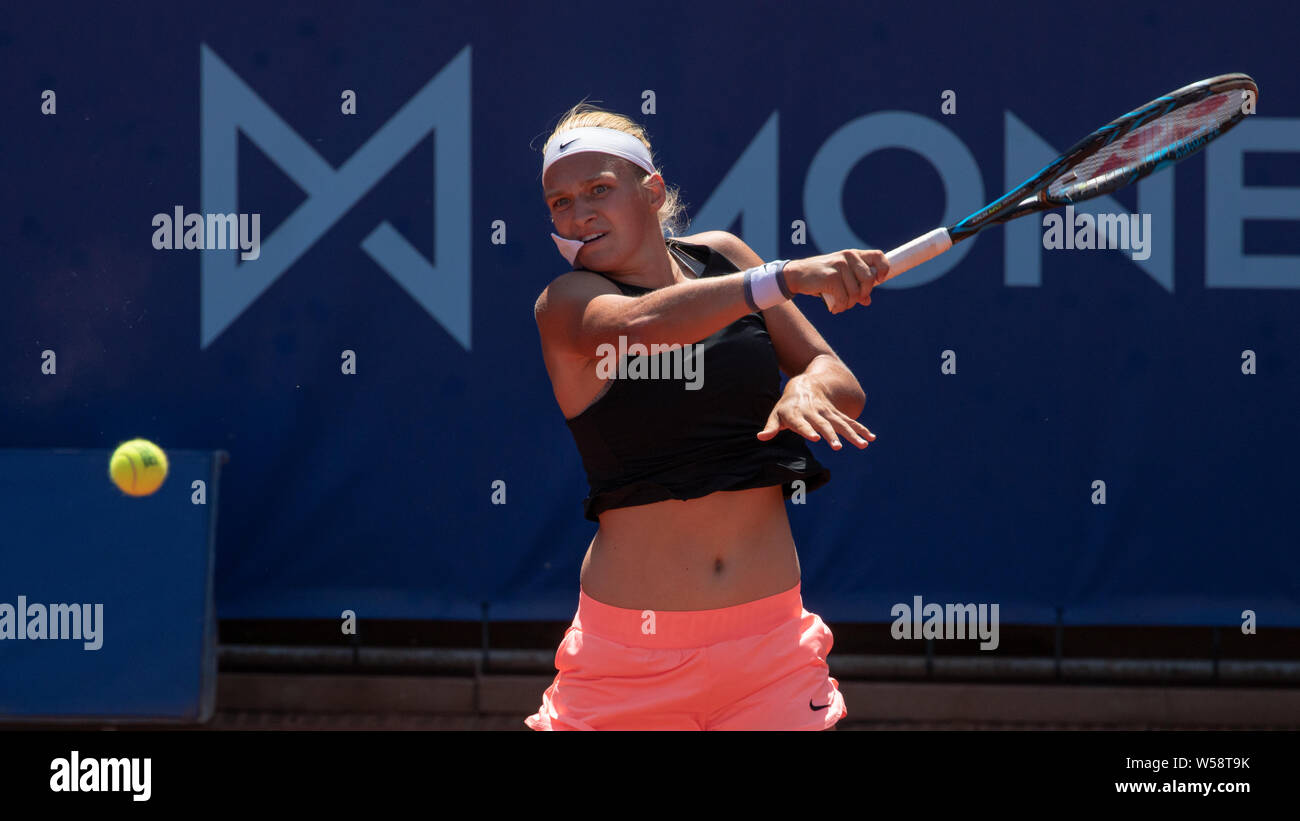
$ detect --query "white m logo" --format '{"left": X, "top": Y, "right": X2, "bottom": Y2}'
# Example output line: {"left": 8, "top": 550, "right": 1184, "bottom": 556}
{"left": 199, "top": 43, "right": 472, "bottom": 349}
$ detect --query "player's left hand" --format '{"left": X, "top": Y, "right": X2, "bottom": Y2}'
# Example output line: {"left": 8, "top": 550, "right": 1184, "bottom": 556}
{"left": 755, "top": 376, "right": 876, "bottom": 450}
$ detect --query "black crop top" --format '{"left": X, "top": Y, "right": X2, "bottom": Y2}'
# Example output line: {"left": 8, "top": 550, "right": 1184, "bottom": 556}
{"left": 564, "top": 237, "right": 831, "bottom": 522}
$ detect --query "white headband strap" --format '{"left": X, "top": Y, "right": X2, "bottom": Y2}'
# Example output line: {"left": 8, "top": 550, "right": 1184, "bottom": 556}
{"left": 542, "top": 126, "right": 657, "bottom": 178}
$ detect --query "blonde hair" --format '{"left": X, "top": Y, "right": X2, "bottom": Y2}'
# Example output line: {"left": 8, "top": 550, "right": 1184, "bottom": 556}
{"left": 540, "top": 101, "right": 689, "bottom": 237}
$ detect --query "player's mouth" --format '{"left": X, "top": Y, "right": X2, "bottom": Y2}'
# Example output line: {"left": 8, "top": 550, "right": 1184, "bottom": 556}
{"left": 581, "top": 232, "right": 608, "bottom": 246}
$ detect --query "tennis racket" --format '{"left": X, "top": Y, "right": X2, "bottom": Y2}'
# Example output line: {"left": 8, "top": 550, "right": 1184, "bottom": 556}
{"left": 825, "top": 72, "right": 1258, "bottom": 304}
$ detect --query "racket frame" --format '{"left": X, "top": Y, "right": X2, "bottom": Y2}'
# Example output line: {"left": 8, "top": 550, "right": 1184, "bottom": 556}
{"left": 948, "top": 72, "right": 1258, "bottom": 243}
{"left": 862, "top": 73, "right": 1258, "bottom": 288}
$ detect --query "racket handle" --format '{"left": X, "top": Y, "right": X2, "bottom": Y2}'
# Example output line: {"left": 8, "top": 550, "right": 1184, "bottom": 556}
{"left": 817, "top": 227, "right": 952, "bottom": 310}
{"left": 880, "top": 227, "right": 952, "bottom": 282}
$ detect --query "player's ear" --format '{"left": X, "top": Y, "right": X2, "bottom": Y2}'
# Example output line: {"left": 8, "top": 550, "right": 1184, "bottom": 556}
{"left": 641, "top": 171, "right": 667, "bottom": 209}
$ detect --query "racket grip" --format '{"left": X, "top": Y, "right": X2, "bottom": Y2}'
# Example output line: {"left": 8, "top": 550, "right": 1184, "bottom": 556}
{"left": 816, "top": 227, "right": 953, "bottom": 310}
{"left": 880, "top": 227, "right": 952, "bottom": 282}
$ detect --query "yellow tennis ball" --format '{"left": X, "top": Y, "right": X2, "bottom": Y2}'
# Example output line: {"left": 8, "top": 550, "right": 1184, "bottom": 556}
{"left": 109, "top": 439, "right": 169, "bottom": 497}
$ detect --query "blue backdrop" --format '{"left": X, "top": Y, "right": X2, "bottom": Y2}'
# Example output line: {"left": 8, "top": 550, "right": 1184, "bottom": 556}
{"left": 0, "top": 450, "right": 219, "bottom": 720}
{"left": 3, "top": 0, "right": 1298, "bottom": 626}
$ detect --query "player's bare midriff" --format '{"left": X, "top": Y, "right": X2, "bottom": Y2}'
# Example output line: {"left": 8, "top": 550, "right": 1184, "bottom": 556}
{"left": 579, "top": 485, "right": 802, "bottom": 611}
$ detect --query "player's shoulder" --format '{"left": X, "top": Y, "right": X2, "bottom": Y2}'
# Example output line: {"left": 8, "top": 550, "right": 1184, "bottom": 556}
{"left": 676, "top": 230, "right": 763, "bottom": 269}
{"left": 533, "top": 266, "right": 620, "bottom": 322}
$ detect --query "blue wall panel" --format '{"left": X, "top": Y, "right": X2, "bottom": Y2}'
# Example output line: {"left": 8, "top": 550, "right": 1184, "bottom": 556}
{"left": 3, "top": 0, "right": 1297, "bottom": 626}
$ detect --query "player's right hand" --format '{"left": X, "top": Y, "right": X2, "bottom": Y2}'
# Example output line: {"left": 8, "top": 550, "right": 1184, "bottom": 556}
{"left": 783, "top": 250, "right": 890, "bottom": 314}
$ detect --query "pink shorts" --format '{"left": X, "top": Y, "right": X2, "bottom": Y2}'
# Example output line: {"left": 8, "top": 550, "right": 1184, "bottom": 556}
{"left": 525, "top": 582, "right": 847, "bottom": 730}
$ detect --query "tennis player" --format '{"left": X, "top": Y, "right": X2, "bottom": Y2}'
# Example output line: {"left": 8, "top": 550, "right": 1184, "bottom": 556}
{"left": 527, "top": 103, "right": 887, "bottom": 730}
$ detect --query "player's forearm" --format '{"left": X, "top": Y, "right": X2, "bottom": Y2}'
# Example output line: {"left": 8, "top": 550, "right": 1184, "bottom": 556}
{"left": 613, "top": 272, "right": 755, "bottom": 349}
{"left": 787, "top": 354, "right": 866, "bottom": 418}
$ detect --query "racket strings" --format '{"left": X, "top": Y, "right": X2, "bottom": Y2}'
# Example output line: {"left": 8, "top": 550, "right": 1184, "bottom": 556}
{"left": 1047, "top": 90, "right": 1240, "bottom": 200}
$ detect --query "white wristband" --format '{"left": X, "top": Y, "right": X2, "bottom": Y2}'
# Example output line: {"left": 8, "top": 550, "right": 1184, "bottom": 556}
{"left": 745, "top": 260, "right": 792, "bottom": 311}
